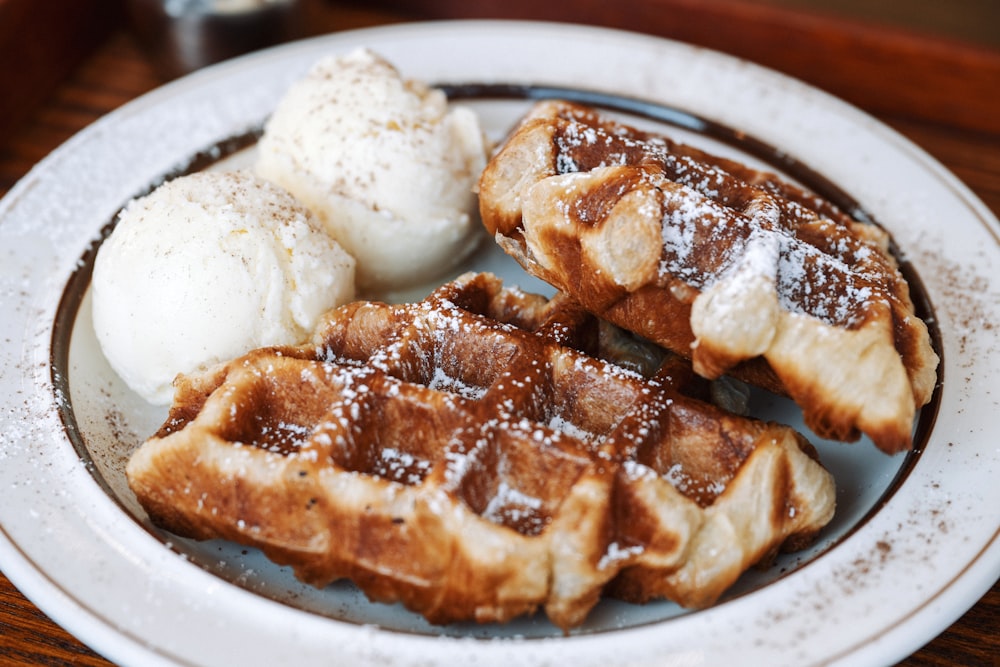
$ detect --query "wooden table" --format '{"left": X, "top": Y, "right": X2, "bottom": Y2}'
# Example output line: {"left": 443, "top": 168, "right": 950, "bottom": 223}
{"left": 1, "top": 1, "right": 997, "bottom": 664}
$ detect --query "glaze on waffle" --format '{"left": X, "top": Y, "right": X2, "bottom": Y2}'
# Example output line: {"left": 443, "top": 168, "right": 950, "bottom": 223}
{"left": 479, "top": 100, "right": 938, "bottom": 453}
{"left": 126, "top": 272, "right": 835, "bottom": 630}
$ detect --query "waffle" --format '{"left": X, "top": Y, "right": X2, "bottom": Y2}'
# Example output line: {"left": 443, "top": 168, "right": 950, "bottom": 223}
{"left": 479, "top": 100, "right": 939, "bottom": 454}
{"left": 126, "top": 272, "right": 835, "bottom": 630}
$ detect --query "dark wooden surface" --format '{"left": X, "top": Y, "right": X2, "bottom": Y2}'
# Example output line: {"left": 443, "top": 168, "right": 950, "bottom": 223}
{"left": 1, "top": 1, "right": 997, "bottom": 665}
{"left": 0, "top": 0, "right": 119, "bottom": 145}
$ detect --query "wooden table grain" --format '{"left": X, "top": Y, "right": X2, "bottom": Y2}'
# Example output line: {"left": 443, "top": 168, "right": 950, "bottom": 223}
{"left": 1, "top": 2, "right": 997, "bottom": 665}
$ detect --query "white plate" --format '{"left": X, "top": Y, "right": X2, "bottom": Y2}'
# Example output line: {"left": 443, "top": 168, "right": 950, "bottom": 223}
{"left": 1, "top": 20, "right": 997, "bottom": 667}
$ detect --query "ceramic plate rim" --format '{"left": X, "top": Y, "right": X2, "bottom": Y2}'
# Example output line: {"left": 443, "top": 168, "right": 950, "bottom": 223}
{"left": 1, "top": 19, "right": 998, "bottom": 667}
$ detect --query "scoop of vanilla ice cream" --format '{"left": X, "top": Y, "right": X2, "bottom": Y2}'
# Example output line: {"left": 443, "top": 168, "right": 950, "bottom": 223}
{"left": 91, "top": 170, "right": 356, "bottom": 404}
{"left": 254, "top": 48, "right": 490, "bottom": 291}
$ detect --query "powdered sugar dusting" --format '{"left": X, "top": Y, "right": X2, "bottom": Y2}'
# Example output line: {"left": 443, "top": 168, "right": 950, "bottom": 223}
{"left": 598, "top": 541, "right": 645, "bottom": 571}
{"left": 553, "top": 114, "right": 897, "bottom": 328}
{"left": 660, "top": 186, "right": 749, "bottom": 285}
{"left": 657, "top": 190, "right": 889, "bottom": 327}
{"left": 482, "top": 481, "right": 545, "bottom": 534}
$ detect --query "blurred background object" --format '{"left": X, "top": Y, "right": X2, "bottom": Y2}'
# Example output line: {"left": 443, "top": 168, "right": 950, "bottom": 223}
{"left": 348, "top": 0, "right": 999, "bottom": 135}
{"left": 353, "top": 0, "right": 1000, "bottom": 49}
{"left": 2, "top": 0, "right": 996, "bottom": 147}
{"left": 124, "top": 0, "right": 307, "bottom": 78}
{"left": 751, "top": 0, "right": 998, "bottom": 50}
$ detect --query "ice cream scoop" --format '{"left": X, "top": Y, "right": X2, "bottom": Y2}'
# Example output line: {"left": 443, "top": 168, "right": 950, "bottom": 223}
{"left": 254, "top": 48, "right": 490, "bottom": 291}
{"left": 91, "top": 170, "right": 355, "bottom": 404}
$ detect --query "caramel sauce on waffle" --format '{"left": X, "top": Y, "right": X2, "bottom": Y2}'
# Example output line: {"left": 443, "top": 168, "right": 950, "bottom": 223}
{"left": 479, "top": 100, "right": 939, "bottom": 453}
{"left": 127, "top": 273, "right": 836, "bottom": 629}
{"left": 550, "top": 105, "right": 890, "bottom": 329}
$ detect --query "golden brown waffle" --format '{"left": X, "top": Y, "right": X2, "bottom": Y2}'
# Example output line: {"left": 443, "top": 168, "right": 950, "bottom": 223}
{"left": 127, "top": 272, "right": 835, "bottom": 630}
{"left": 479, "top": 100, "right": 938, "bottom": 454}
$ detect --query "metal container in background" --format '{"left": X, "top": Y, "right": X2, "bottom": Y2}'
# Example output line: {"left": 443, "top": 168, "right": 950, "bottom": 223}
{"left": 125, "top": 0, "right": 307, "bottom": 79}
